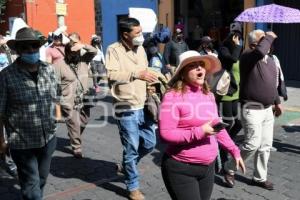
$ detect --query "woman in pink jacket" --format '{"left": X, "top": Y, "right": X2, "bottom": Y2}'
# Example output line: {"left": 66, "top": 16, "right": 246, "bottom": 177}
{"left": 159, "top": 51, "right": 245, "bottom": 200}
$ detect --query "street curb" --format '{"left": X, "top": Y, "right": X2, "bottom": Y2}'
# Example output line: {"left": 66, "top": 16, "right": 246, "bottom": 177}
{"left": 284, "top": 106, "right": 300, "bottom": 113}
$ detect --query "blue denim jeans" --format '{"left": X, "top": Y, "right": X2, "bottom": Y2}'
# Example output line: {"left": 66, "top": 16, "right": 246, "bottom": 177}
{"left": 10, "top": 136, "right": 57, "bottom": 200}
{"left": 116, "top": 109, "right": 156, "bottom": 191}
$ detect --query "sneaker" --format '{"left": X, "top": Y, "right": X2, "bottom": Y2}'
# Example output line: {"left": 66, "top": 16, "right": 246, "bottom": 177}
{"left": 224, "top": 172, "right": 235, "bottom": 188}
{"left": 129, "top": 189, "right": 145, "bottom": 200}
{"left": 6, "top": 166, "right": 18, "bottom": 178}
{"left": 270, "top": 146, "right": 277, "bottom": 152}
{"left": 250, "top": 180, "right": 274, "bottom": 190}
{"left": 115, "top": 163, "right": 125, "bottom": 176}
{"left": 73, "top": 149, "right": 84, "bottom": 159}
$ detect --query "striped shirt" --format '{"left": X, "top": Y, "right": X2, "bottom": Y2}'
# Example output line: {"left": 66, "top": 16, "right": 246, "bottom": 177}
{"left": 0, "top": 59, "right": 58, "bottom": 149}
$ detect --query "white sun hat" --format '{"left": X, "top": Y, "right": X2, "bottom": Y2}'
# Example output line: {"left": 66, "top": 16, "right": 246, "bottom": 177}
{"left": 168, "top": 50, "right": 221, "bottom": 86}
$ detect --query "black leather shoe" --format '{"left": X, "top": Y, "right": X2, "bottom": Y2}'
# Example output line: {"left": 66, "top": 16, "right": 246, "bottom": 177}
{"left": 250, "top": 180, "right": 274, "bottom": 190}
{"left": 115, "top": 163, "right": 125, "bottom": 176}
{"left": 6, "top": 166, "right": 18, "bottom": 178}
{"left": 224, "top": 173, "right": 235, "bottom": 188}
{"left": 73, "top": 149, "right": 84, "bottom": 159}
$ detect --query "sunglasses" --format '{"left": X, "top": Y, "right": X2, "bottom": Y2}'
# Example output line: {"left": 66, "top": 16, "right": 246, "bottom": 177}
{"left": 19, "top": 43, "right": 41, "bottom": 51}
{"left": 53, "top": 35, "right": 62, "bottom": 40}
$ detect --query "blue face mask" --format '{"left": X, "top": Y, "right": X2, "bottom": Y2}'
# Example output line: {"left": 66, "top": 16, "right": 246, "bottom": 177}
{"left": 20, "top": 52, "right": 40, "bottom": 64}
{"left": 0, "top": 53, "right": 8, "bottom": 64}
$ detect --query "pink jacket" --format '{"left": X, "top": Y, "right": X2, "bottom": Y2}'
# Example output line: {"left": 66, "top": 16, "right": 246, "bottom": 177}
{"left": 159, "top": 85, "right": 241, "bottom": 165}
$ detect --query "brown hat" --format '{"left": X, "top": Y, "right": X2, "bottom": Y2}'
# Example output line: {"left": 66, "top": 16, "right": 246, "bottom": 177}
{"left": 7, "top": 27, "right": 46, "bottom": 51}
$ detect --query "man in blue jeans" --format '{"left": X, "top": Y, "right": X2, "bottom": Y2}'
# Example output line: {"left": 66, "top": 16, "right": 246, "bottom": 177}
{"left": 0, "top": 27, "right": 57, "bottom": 200}
{"left": 105, "top": 17, "right": 158, "bottom": 200}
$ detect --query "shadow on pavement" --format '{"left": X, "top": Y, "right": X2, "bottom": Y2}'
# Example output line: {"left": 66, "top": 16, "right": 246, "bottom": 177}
{"left": 273, "top": 138, "right": 300, "bottom": 154}
{"left": 151, "top": 131, "right": 166, "bottom": 167}
{"left": 50, "top": 156, "right": 128, "bottom": 199}
{"left": 51, "top": 137, "right": 128, "bottom": 199}
{"left": 282, "top": 125, "right": 300, "bottom": 133}
{"left": 101, "top": 182, "right": 128, "bottom": 198}
{"left": 214, "top": 175, "right": 230, "bottom": 187}
{"left": 286, "top": 80, "right": 300, "bottom": 88}
{"left": 55, "top": 137, "right": 73, "bottom": 155}
{"left": 0, "top": 169, "right": 21, "bottom": 200}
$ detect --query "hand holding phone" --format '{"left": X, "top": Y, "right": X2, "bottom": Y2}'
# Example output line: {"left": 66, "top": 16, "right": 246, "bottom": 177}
{"left": 212, "top": 122, "right": 230, "bottom": 132}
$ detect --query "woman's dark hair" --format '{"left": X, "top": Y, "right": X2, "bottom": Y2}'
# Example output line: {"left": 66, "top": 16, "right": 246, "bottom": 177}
{"left": 222, "top": 33, "right": 236, "bottom": 53}
{"left": 64, "top": 42, "right": 80, "bottom": 65}
{"left": 118, "top": 17, "right": 140, "bottom": 38}
{"left": 53, "top": 34, "right": 62, "bottom": 41}
{"left": 91, "top": 37, "right": 101, "bottom": 48}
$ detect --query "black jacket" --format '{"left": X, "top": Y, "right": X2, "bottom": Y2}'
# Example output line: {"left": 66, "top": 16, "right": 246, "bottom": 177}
{"left": 163, "top": 39, "right": 189, "bottom": 66}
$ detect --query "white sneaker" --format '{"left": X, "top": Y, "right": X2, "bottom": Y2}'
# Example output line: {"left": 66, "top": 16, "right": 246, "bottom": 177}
{"left": 270, "top": 146, "right": 277, "bottom": 152}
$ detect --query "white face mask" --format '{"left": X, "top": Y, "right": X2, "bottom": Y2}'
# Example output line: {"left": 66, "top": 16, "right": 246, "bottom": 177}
{"left": 132, "top": 34, "right": 144, "bottom": 46}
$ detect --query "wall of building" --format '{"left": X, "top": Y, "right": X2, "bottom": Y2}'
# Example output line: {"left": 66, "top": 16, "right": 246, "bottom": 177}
{"left": 158, "top": 0, "right": 174, "bottom": 30}
{"left": 94, "top": 0, "right": 102, "bottom": 36}
{"left": 0, "top": 0, "right": 24, "bottom": 35}
{"left": 25, "top": 1, "right": 58, "bottom": 38}
{"left": 64, "top": 0, "right": 96, "bottom": 43}
{"left": 101, "top": 0, "right": 158, "bottom": 50}
{"left": 273, "top": 0, "right": 300, "bottom": 81}
{"left": 158, "top": 0, "right": 174, "bottom": 52}
{"left": 1, "top": 0, "right": 95, "bottom": 43}
{"left": 243, "top": 0, "right": 255, "bottom": 48}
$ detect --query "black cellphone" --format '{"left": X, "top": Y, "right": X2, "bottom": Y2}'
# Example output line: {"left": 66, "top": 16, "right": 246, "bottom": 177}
{"left": 213, "top": 122, "right": 230, "bottom": 132}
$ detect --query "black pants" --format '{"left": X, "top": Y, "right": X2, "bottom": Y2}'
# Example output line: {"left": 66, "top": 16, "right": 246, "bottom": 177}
{"left": 219, "top": 100, "right": 242, "bottom": 164}
{"left": 90, "top": 60, "right": 106, "bottom": 86}
{"left": 161, "top": 154, "right": 215, "bottom": 200}
{"left": 0, "top": 148, "right": 17, "bottom": 174}
{"left": 10, "top": 137, "right": 57, "bottom": 200}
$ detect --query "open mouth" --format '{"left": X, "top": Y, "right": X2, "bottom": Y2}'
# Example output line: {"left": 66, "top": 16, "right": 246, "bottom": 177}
{"left": 197, "top": 72, "right": 204, "bottom": 79}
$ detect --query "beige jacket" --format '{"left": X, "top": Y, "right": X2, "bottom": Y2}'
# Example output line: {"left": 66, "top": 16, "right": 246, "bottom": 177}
{"left": 53, "top": 45, "right": 97, "bottom": 109}
{"left": 105, "top": 42, "right": 148, "bottom": 110}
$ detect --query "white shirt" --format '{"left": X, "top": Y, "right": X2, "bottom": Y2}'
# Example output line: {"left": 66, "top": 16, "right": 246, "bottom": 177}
{"left": 92, "top": 46, "right": 105, "bottom": 64}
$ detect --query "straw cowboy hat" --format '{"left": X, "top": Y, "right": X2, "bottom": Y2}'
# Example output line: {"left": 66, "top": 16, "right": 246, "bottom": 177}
{"left": 168, "top": 50, "right": 221, "bottom": 86}
{"left": 7, "top": 27, "right": 46, "bottom": 51}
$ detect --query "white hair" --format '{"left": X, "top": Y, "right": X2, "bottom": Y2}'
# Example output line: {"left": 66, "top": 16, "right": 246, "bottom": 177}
{"left": 248, "top": 29, "right": 265, "bottom": 45}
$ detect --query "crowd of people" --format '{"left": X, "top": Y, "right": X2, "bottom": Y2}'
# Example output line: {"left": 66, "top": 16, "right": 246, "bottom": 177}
{"left": 0, "top": 17, "right": 287, "bottom": 200}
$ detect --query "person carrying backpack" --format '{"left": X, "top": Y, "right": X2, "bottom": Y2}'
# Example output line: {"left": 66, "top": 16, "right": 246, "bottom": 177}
{"left": 217, "top": 22, "right": 243, "bottom": 172}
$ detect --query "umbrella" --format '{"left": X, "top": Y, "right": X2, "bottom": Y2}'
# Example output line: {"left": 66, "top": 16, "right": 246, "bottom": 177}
{"left": 235, "top": 4, "right": 300, "bottom": 23}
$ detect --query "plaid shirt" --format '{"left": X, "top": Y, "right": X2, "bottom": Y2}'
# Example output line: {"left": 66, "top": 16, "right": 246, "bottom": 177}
{"left": 0, "top": 59, "right": 58, "bottom": 149}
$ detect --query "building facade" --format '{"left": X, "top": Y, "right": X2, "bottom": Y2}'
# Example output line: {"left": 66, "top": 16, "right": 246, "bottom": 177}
{"left": 158, "top": 0, "right": 300, "bottom": 81}
{"left": 99, "top": 0, "right": 158, "bottom": 50}
{"left": 270, "top": 0, "right": 300, "bottom": 82}
{"left": 0, "top": 0, "right": 96, "bottom": 43}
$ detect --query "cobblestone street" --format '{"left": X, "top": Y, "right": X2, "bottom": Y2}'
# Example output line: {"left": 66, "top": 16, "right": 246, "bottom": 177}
{"left": 1, "top": 85, "right": 300, "bottom": 200}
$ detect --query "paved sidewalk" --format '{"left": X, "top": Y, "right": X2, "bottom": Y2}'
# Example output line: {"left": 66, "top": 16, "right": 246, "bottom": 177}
{"left": 0, "top": 84, "right": 300, "bottom": 200}
{"left": 283, "top": 82, "right": 300, "bottom": 111}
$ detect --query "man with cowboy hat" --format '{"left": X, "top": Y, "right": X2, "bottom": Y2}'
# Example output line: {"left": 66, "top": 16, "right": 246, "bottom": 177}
{"left": 0, "top": 27, "right": 58, "bottom": 200}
